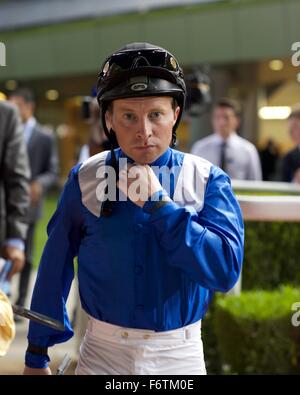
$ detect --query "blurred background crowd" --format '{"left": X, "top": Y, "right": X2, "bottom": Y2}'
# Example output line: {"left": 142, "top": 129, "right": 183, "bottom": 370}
{"left": 0, "top": 0, "right": 300, "bottom": 185}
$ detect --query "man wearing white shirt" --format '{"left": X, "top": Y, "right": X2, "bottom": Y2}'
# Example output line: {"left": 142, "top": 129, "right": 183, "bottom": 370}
{"left": 191, "top": 98, "right": 262, "bottom": 180}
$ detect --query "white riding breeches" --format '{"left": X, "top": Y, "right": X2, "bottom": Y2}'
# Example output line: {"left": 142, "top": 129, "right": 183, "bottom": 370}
{"left": 75, "top": 316, "right": 206, "bottom": 375}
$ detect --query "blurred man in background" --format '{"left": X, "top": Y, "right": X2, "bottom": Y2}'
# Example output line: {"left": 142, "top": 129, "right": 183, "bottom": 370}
{"left": 9, "top": 88, "right": 59, "bottom": 309}
{"left": 282, "top": 106, "right": 300, "bottom": 183}
{"left": 0, "top": 99, "right": 30, "bottom": 355}
{"left": 0, "top": 100, "right": 30, "bottom": 281}
{"left": 191, "top": 98, "right": 262, "bottom": 180}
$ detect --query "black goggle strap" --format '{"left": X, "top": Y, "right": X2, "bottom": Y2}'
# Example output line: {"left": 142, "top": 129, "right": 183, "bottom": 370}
{"left": 131, "top": 55, "right": 151, "bottom": 69}
{"left": 100, "top": 106, "right": 119, "bottom": 217}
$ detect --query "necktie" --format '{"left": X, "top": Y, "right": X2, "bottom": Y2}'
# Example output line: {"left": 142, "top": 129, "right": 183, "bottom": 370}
{"left": 220, "top": 141, "right": 227, "bottom": 172}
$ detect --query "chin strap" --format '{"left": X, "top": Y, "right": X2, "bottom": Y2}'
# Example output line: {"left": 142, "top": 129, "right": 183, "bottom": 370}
{"left": 100, "top": 129, "right": 119, "bottom": 217}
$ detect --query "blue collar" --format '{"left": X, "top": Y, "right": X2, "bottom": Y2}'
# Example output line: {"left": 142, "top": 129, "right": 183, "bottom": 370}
{"left": 118, "top": 147, "right": 172, "bottom": 167}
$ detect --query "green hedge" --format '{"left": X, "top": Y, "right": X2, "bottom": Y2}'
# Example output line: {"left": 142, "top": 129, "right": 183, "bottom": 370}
{"left": 213, "top": 286, "right": 300, "bottom": 374}
{"left": 33, "top": 194, "right": 58, "bottom": 269}
{"left": 203, "top": 221, "right": 300, "bottom": 374}
{"left": 243, "top": 222, "right": 300, "bottom": 290}
{"left": 202, "top": 297, "right": 222, "bottom": 374}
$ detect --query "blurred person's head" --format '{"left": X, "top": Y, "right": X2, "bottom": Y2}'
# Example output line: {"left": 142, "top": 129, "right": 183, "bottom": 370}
{"left": 212, "top": 98, "right": 241, "bottom": 139}
{"left": 9, "top": 88, "right": 35, "bottom": 123}
{"left": 288, "top": 106, "right": 300, "bottom": 146}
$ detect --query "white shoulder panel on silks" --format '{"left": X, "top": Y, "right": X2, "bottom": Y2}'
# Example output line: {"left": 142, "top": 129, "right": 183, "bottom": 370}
{"left": 78, "top": 150, "right": 109, "bottom": 217}
{"left": 173, "top": 153, "right": 212, "bottom": 213}
{"left": 78, "top": 151, "right": 212, "bottom": 217}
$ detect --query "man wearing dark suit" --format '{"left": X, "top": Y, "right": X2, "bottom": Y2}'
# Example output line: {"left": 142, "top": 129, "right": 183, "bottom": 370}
{"left": 9, "top": 88, "right": 59, "bottom": 307}
{"left": 0, "top": 100, "right": 30, "bottom": 280}
{"left": 282, "top": 107, "right": 300, "bottom": 183}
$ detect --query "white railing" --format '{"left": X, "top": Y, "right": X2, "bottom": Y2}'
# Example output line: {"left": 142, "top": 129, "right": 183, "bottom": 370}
{"left": 232, "top": 180, "right": 300, "bottom": 222}
{"left": 232, "top": 179, "right": 300, "bottom": 194}
{"left": 228, "top": 180, "right": 300, "bottom": 295}
{"left": 237, "top": 195, "right": 300, "bottom": 221}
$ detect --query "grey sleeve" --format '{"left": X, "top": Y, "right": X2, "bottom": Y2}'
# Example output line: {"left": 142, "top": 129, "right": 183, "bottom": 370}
{"left": 3, "top": 104, "right": 30, "bottom": 240}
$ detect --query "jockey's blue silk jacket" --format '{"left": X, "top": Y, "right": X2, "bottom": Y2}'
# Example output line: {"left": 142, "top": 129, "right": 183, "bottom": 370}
{"left": 25, "top": 148, "right": 244, "bottom": 368}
